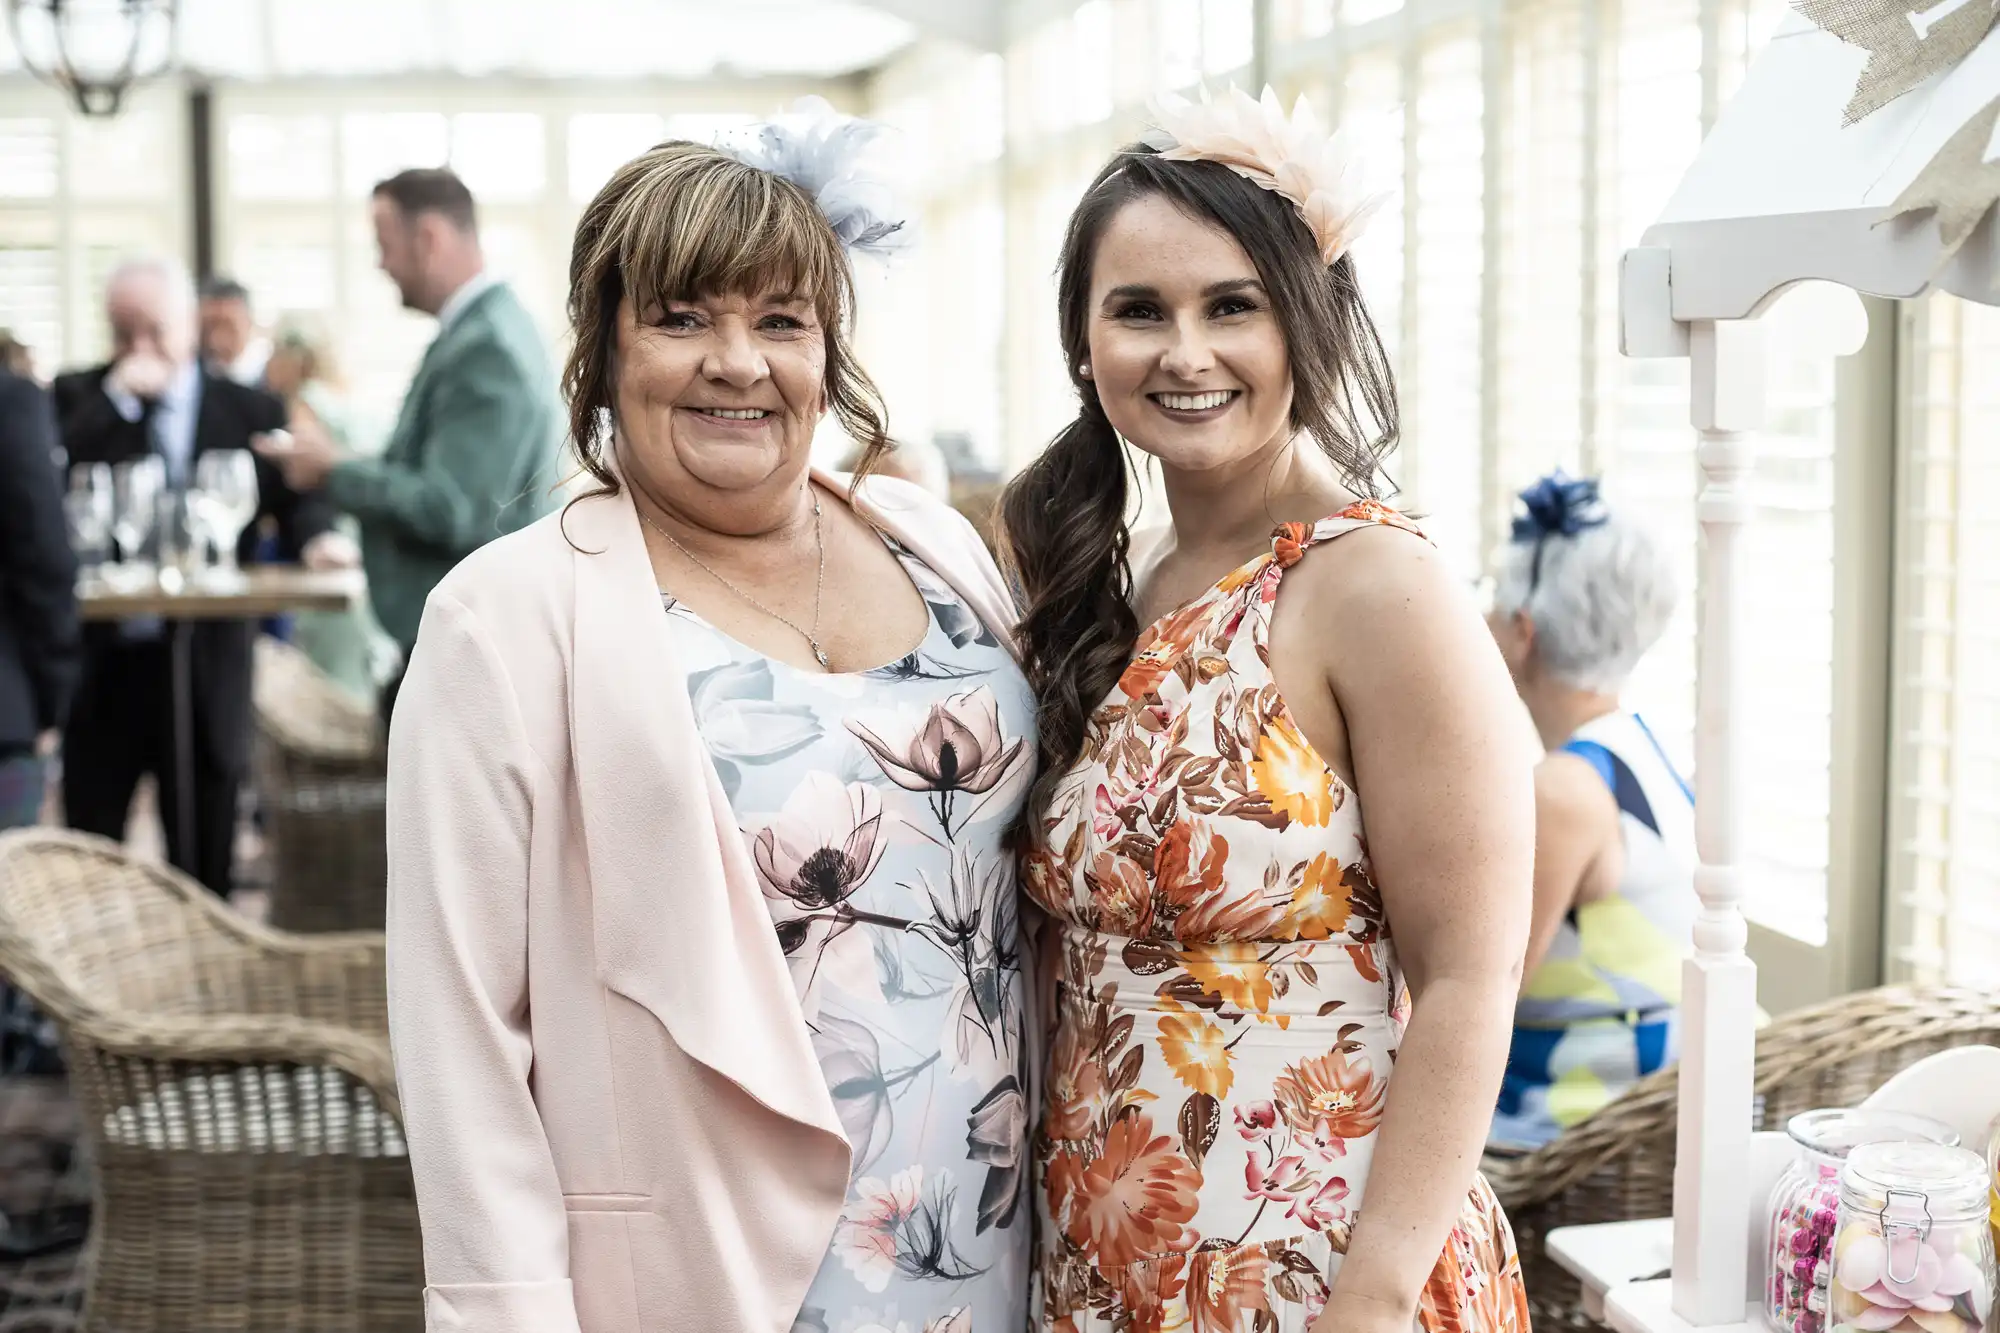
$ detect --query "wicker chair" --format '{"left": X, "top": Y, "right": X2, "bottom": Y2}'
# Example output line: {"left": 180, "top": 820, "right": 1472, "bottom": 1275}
{"left": 1482, "top": 985, "right": 2000, "bottom": 1332}
{"left": 0, "top": 829, "right": 420, "bottom": 1332}
{"left": 252, "top": 637, "right": 387, "bottom": 933}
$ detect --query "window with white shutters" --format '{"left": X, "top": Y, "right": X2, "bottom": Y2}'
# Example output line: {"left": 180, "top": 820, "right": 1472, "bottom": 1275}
{"left": 0, "top": 244, "right": 59, "bottom": 380}
{"left": 1258, "top": 0, "right": 1846, "bottom": 953}
{"left": 1594, "top": 0, "right": 1705, "bottom": 779}
{"left": 1340, "top": 54, "right": 1405, "bottom": 380}
{"left": 1495, "top": 0, "right": 1587, "bottom": 510}
{"left": 1887, "top": 295, "right": 2000, "bottom": 986}
{"left": 0, "top": 87, "right": 184, "bottom": 371}
{"left": 1406, "top": 28, "right": 1485, "bottom": 582}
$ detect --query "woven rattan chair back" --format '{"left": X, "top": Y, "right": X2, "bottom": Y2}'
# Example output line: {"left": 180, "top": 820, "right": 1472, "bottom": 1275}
{"left": 0, "top": 829, "right": 419, "bottom": 1332}
{"left": 1484, "top": 986, "right": 2000, "bottom": 1332}
{"left": 0, "top": 833, "right": 266, "bottom": 1020}
{"left": 252, "top": 638, "right": 389, "bottom": 934}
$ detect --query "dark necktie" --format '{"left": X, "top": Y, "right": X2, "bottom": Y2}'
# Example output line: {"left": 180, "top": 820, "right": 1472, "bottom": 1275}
{"left": 138, "top": 396, "right": 185, "bottom": 491}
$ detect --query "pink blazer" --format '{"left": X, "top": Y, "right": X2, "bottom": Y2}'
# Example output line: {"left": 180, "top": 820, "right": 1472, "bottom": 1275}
{"left": 384, "top": 472, "right": 1025, "bottom": 1333}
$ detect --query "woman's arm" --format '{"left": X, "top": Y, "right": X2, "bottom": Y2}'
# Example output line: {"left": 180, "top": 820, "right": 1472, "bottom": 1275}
{"left": 1283, "top": 530, "right": 1535, "bottom": 1331}
{"left": 1522, "top": 753, "right": 1620, "bottom": 979}
{"left": 386, "top": 592, "right": 583, "bottom": 1333}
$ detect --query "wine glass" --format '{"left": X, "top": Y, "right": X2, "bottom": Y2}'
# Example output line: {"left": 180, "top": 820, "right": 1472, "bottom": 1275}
{"left": 110, "top": 456, "right": 165, "bottom": 586}
{"left": 64, "top": 464, "right": 113, "bottom": 575}
{"left": 192, "top": 449, "right": 260, "bottom": 577}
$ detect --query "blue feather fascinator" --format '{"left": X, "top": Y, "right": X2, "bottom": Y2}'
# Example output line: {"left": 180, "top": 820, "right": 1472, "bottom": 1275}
{"left": 1511, "top": 470, "right": 1608, "bottom": 543}
{"left": 718, "top": 97, "right": 910, "bottom": 261}
{"left": 1511, "top": 470, "right": 1609, "bottom": 591}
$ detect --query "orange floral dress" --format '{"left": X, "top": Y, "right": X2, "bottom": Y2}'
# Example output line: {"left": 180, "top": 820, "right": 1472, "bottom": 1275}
{"left": 1024, "top": 505, "right": 1531, "bottom": 1333}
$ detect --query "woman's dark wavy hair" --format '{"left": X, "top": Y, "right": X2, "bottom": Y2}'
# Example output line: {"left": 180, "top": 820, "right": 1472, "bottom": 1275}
{"left": 998, "top": 145, "right": 1399, "bottom": 845}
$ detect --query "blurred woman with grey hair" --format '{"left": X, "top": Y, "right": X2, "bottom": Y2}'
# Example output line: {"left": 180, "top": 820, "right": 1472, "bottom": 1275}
{"left": 1484, "top": 471, "right": 1695, "bottom": 1151}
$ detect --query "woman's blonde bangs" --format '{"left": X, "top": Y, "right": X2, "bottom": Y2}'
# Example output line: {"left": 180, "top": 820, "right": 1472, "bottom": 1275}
{"left": 598, "top": 142, "right": 845, "bottom": 318}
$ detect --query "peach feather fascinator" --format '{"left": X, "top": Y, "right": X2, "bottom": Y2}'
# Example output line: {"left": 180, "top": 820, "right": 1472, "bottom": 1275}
{"left": 1146, "top": 85, "right": 1385, "bottom": 266}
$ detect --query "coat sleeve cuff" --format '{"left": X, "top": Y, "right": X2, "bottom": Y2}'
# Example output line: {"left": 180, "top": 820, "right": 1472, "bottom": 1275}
{"left": 424, "top": 1281, "right": 581, "bottom": 1333}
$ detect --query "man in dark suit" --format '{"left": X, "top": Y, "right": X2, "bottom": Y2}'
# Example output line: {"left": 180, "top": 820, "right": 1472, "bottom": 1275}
{"left": 0, "top": 366, "right": 77, "bottom": 827}
{"left": 53, "top": 256, "right": 333, "bottom": 894}
{"left": 0, "top": 364, "right": 77, "bottom": 1133}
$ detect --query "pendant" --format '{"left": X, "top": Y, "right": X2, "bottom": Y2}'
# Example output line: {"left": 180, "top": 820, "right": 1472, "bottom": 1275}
{"left": 813, "top": 644, "right": 831, "bottom": 668}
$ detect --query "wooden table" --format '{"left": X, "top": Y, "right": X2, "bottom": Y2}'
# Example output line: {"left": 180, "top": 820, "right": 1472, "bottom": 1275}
{"left": 77, "top": 567, "right": 363, "bottom": 623}
{"left": 76, "top": 565, "right": 365, "bottom": 866}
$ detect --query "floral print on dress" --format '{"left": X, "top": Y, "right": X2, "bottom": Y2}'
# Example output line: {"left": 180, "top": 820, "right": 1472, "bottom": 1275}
{"left": 662, "top": 537, "right": 1035, "bottom": 1333}
{"left": 1025, "top": 504, "right": 1532, "bottom": 1333}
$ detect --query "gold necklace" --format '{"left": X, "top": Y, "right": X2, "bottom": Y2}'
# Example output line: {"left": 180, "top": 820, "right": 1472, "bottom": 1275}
{"left": 640, "top": 492, "right": 831, "bottom": 668}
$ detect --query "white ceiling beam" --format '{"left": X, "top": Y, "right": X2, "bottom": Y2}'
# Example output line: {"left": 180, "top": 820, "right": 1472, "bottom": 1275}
{"left": 855, "top": 0, "right": 1003, "bottom": 52}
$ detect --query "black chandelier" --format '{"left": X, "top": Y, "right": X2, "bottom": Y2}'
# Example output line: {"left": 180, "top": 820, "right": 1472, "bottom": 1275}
{"left": 6, "top": 0, "right": 177, "bottom": 118}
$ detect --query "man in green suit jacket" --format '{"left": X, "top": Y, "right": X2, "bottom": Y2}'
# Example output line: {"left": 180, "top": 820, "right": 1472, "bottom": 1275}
{"left": 259, "top": 168, "right": 561, "bottom": 717}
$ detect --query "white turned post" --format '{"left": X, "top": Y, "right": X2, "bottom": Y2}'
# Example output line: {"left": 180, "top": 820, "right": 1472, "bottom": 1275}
{"left": 1672, "top": 317, "right": 1764, "bottom": 1327}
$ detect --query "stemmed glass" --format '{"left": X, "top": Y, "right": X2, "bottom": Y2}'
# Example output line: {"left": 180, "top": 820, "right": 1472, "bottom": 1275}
{"left": 64, "top": 464, "right": 113, "bottom": 578}
{"left": 191, "top": 449, "right": 260, "bottom": 581}
{"left": 109, "top": 456, "right": 165, "bottom": 588}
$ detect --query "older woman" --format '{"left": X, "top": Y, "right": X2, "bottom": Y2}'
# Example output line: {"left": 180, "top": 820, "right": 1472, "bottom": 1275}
{"left": 262, "top": 314, "right": 399, "bottom": 700}
{"left": 1484, "top": 472, "right": 1695, "bottom": 1151}
{"left": 385, "top": 120, "right": 1035, "bottom": 1333}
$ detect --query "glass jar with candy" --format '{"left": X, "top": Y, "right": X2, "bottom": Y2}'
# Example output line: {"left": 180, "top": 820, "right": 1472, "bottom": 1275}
{"left": 1987, "top": 1113, "right": 1999, "bottom": 1279}
{"left": 1830, "top": 1141, "right": 1994, "bottom": 1333}
{"left": 1768, "top": 1110, "right": 1960, "bottom": 1333}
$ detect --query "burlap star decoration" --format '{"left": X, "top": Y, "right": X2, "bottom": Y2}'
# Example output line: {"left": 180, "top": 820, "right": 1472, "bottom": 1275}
{"left": 1877, "top": 94, "right": 2000, "bottom": 283}
{"left": 1793, "top": 0, "right": 2000, "bottom": 122}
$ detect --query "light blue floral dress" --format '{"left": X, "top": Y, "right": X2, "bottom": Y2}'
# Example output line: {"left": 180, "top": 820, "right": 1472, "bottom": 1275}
{"left": 662, "top": 536, "right": 1036, "bottom": 1333}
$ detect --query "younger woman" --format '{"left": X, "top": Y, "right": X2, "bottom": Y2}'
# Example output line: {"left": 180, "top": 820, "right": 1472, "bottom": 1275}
{"left": 1002, "top": 90, "right": 1535, "bottom": 1333}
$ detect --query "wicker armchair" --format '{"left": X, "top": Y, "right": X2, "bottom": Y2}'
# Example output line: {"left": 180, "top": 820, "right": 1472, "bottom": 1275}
{"left": 252, "top": 637, "right": 387, "bottom": 933}
{"left": 0, "top": 829, "right": 420, "bottom": 1332}
{"left": 1483, "top": 985, "right": 2000, "bottom": 1332}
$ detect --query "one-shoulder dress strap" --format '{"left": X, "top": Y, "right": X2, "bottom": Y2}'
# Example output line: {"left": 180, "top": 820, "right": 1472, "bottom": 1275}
{"left": 1269, "top": 498, "right": 1428, "bottom": 570}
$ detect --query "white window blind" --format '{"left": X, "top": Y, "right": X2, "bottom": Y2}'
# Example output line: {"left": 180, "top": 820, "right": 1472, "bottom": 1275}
{"left": 1595, "top": 0, "right": 1704, "bottom": 778}
{"left": 1345, "top": 0, "right": 1405, "bottom": 23}
{"left": 1584, "top": 0, "right": 1840, "bottom": 938}
{"left": 0, "top": 244, "right": 58, "bottom": 379}
{"left": 1740, "top": 307, "right": 1839, "bottom": 940}
{"left": 1277, "top": 0, "right": 1844, "bottom": 940}
{"left": 1495, "top": 0, "right": 1588, "bottom": 513}
{"left": 0, "top": 115, "right": 59, "bottom": 198}
{"left": 1201, "top": 0, "right": 1255, "bottom": 75}
{"left": 0, "top": 89, "right": 184, "bottom": 373}
{"left": 1339, "top": 53, "right": 1404, "bottom": 379}
{"left": 1275, "top": 0, "right": 1337, "bottom": 42}
{"left": 1888, "top": 294, "right": 2000, "bottom": 985}
{"left": 1404, "top": 28, "right": 1485, "bottom": 581}
{"left": 857, "top": 44, "right": 1009, "bottom": 467}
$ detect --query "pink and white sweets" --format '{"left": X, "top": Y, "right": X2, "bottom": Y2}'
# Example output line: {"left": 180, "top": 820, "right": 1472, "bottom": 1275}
{"left": 1831, "top": 1142, "right": 1995, "bottom": 1333}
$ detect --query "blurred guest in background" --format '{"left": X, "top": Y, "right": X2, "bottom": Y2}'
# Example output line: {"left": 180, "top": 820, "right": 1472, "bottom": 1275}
{"left": 0, "top": 363, "right": 76, "bottom": 827}
{"left": 53, "top": 255, "right": 333, "bottom": 894}
{"left": 0, "top": 361, "right": 74, "bottom": 1078}
{"left": 198, "top": 275, "right": 270, "bottom": 387}
{"left": 869, "top": 434, "right": 950, "bottom": 499}
{"left": 0, "top": 329, "right": 37, "bottom": 380}
{"left": 262, "top": 313, "right": 399, "bottom": 701}
{"left": 1485, "top": 471, "right": 1694, "bottom": 1152}
{"left": 257, "top": 167, "right": 560, "bottom": 722}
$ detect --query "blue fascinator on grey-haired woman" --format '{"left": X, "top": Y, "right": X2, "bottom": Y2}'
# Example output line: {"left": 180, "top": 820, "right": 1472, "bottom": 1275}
{"left": 717, "top": 97, "right": 910, "bottom": 261}
{"left": 1512, "top": 470, "right": 1609, "bottom": 591}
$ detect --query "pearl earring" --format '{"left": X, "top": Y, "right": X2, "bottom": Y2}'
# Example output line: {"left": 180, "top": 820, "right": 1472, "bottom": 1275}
{"left": 1079, "top": 362, "right": 1092, "bottom": 379}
